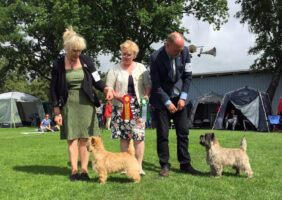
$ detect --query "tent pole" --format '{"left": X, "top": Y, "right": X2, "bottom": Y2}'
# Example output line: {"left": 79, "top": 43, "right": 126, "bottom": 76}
{"left": 259, "top": 92, "right": 270, "bottom": 133}
{"left": 212, "top": 95, "right": 225, "bottom": 130}
{"left": 11, "top": 99, "right": 15, "bottom": 128}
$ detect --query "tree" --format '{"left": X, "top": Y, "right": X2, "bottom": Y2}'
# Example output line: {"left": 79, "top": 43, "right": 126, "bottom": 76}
{"left": 0, "top": 0, "right": 228, "bottom": 83}
{"left": 85, "top": 0, "right": 229, "bottom": 64}
{"left": 0, "top": 57, "right": 49, "bottom": 101}
{"left": 0, "top": 71, "right": 49, "bottom": 101}
{"left": 235, "top": 0, "right": 282, "bottom": 103}
{"left": 0, "top": 0, "right": 103, "bottom": 81}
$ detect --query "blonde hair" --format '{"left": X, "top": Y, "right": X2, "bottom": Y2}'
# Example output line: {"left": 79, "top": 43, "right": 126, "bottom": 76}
{"left": 63, "top": 26, "right": 86, "bottom": 52}
{"left": 120, "top": 40, "right": 139, "bottom": 57}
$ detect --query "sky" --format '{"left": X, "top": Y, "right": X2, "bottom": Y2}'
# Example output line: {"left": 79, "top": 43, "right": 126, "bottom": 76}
{"left": 98, "top": 0, "right": 258, "bottom": 75}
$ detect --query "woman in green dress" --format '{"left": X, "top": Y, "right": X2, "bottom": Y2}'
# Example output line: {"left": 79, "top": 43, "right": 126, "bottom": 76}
{"left": 51, "top": 26, "right": 113, "bottom": 182}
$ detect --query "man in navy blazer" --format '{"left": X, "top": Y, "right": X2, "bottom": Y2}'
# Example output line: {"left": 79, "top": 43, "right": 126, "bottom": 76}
{"left": 150, "top": 32, "right": 200, "bottom": 177}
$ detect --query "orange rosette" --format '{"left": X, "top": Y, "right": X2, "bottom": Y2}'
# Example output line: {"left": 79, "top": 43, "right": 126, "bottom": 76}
{"left": 121, "top": 94, "right": 133, "bottom": 120}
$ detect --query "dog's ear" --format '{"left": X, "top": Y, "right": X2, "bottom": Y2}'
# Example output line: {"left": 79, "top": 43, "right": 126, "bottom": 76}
{"left": 211, "top": 133, "right": 215, "bottom": 140}
{"left": 91, "top": 137, "right": 95, "bottom": 145}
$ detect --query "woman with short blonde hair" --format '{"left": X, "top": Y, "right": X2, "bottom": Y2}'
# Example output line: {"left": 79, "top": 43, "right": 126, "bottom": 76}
{"left": 106, "top": 40, "right": 151, "bottom": 176}
{"left": 120, "top": 40, "right": 139, "bottom": 57}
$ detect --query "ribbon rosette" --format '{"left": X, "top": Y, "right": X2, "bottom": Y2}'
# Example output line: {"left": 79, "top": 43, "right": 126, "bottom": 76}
{"left": 121, "top": 94, "right": 133, "bottom": 120}
{"left": 139, "top": 97, "right": 150, "bottom": 122}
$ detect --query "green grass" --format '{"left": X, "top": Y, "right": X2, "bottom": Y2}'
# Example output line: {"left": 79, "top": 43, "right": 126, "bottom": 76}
{"left": 0, "top": 128, "right": 281, "bottom": 200}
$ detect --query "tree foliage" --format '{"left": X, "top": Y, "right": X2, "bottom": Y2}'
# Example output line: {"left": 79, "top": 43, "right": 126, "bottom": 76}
{"left": 0, "top": 0, "right": 103, "bottom": 81}
{"left": 87, "top": 0, "right": 229, "bottom": 64}
{"left": 0, "top": 71, "right": 49, "bottom": 101}
{"left": 0, "top": 0, "right": 228, "bottom": 94}
{"left": 235, "top": 0, "right": 282, "bottom": 102}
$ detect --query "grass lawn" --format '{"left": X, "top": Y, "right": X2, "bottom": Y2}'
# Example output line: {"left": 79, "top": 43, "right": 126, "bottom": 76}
{"left": 0, "top": 127, "right": 281, "bottom": 200}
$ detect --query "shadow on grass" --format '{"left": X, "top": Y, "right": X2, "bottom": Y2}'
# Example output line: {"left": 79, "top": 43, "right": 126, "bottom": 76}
{"left": 170, "top": 168, "right": 246, "bottom": 178}
{"left": 142, "top": 160, "right": 160, "bottom": 172}
{"left": 142, "top": 161, "right": 212, "bottom": 177}
{"left": 221, "top": 171, "right": 247, "bottom": 178}
{"left": 89, "top": 176, "right": 135, "bottom": 183}
{"left": 13, "top": 165, "right": 70, "bottom": 176}
{"left": 170, "top": 168, "right": 211, "bottom": 177}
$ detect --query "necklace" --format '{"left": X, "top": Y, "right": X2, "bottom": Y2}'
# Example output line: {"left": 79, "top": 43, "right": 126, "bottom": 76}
{"left": 66, "top": 56, "right": 75, "bottom": 69}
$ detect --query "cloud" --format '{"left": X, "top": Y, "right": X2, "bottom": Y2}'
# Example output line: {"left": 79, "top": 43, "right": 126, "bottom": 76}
{"left": 183, "top": 0, "right": 258, "bottom": 74}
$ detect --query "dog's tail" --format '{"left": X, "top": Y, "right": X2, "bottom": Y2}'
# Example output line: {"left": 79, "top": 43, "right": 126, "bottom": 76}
{"left": 127, "top": 139, "right": 135, "bottom": 156}
{"left": 240, "top": 136, "right": 247, "bottom": 151}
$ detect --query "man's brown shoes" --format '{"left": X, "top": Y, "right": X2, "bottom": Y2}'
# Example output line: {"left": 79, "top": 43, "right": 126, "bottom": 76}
{"left": 159, "top": 166, "right": 169, "bottom": 177}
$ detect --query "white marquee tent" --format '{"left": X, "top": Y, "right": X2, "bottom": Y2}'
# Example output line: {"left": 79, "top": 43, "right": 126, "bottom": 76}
{"left": 0, "top": 92, "right": 45, "bottom": 127}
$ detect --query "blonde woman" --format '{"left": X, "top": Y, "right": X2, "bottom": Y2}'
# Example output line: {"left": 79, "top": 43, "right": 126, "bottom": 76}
{"left": 51, "top": 26, "right": 113, "bottom": 181}
{"left": 106, "top": 40, "right": 151, "bottom": 176}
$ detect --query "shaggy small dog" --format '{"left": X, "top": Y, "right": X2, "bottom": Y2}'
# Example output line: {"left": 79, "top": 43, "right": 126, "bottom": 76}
{"left": 200, "top": 132, "right": 253, "bottom": 178}
{"left": 86, "top": 136, "right": 140, "bottom": 184}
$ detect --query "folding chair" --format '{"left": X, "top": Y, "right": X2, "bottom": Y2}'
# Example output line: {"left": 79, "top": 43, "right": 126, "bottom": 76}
{"left": 268, "top": 115, "right": 281, "bottom": 132}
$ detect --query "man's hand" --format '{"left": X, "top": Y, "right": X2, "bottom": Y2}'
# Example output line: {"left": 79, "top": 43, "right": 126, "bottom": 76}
{"left": 177, "top": 99, "right": 185, "bottom": 111}
{"left": 167, "top": 103, "right": 177, "bottom": 114}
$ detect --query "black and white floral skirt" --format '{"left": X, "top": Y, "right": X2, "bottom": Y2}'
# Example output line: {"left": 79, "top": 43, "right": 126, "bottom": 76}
{"left": 111, "top": 97, "right": 145, "bottom": 141}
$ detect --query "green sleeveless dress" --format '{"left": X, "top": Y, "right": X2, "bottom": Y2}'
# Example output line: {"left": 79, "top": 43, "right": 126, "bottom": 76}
{"left": 60, "top": 68, "right": 100, "bottom": 140}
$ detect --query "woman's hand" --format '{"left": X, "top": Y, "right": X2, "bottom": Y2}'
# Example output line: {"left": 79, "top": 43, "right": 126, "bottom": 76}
{"left": 104, "top": 87, "right": 114, "bottom": 101}
{"left": 53, "top": 107, "right": 62, "bottom": 126}
{"left": 112, "top": 91, "right": 124, "bottom": 103}
{"left": 54, "top": 114, "right": 63, "bottom": 126}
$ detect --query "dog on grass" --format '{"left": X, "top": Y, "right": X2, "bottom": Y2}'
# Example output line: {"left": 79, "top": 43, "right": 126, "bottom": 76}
{"left": 200, "top": 132, "right": 253, "bottom": 178}
{"left": 86, "top": 136, "right": 140, "bottom": 184}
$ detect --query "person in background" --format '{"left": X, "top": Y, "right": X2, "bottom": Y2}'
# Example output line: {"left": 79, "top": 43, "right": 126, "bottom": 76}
{"left": 50, "top": 26, "right": 113, "bottom": 182}
{"left": 104, "top": 100, "right": 112, "bottom": 130}
{"left": 225, "top": 109, "right": 238, "bottom": 131}
{"left": 96, "top": 100, "right": 104, "bottom": 128}
{"left": 39, "top": 114, "right": 52, "bottom": 132}
{"left": 106, "top": 40, "right": 151, "bottom": 176}
{"left": 51, "top": 123, "right": 61, "bottom": 132}
{"left": 149, "top": 32, "right": 201, "bottom": 177}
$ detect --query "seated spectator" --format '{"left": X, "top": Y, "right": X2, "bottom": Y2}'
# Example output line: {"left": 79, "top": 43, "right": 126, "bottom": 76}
{"left": 225, "top": 109, "right": 238, "bottom": 131}
{"left": 39, "top": 114, "right": 52, "bottom": 132}
{"left": 51, "top": 124, "right": 60, "bottom": 132}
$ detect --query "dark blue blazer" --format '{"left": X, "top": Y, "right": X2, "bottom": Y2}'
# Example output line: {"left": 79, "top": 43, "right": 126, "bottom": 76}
{"left": 149, "top": 46, "right": 192, "bottom": 109}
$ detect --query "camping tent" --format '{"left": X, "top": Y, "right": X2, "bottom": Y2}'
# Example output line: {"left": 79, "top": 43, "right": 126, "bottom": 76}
{"left": 189, "top": 92, "right": 222, "bottom": 128}
{"left": 0, "top": 92, "right": 45, "bottom": 127}
{"left": 213, "top": 86, "right": 272, "bottom": 132}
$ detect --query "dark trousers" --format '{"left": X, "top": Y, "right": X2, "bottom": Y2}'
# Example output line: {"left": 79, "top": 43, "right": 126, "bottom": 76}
{"left": 154, "top": 103, "right": 191, "bottom": 168}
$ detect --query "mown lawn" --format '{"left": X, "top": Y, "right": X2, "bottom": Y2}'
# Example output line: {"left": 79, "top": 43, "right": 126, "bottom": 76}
{"left": 0, "top": 127, "right": 281, "bottom": 200}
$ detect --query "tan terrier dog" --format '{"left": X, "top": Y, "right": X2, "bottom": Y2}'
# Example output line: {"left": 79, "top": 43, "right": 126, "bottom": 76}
{"left": 200, "top": 132, "right": 253, "bottom": 178}
{"left": 86, "top": 136, "right": 140, "bottom": 184}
